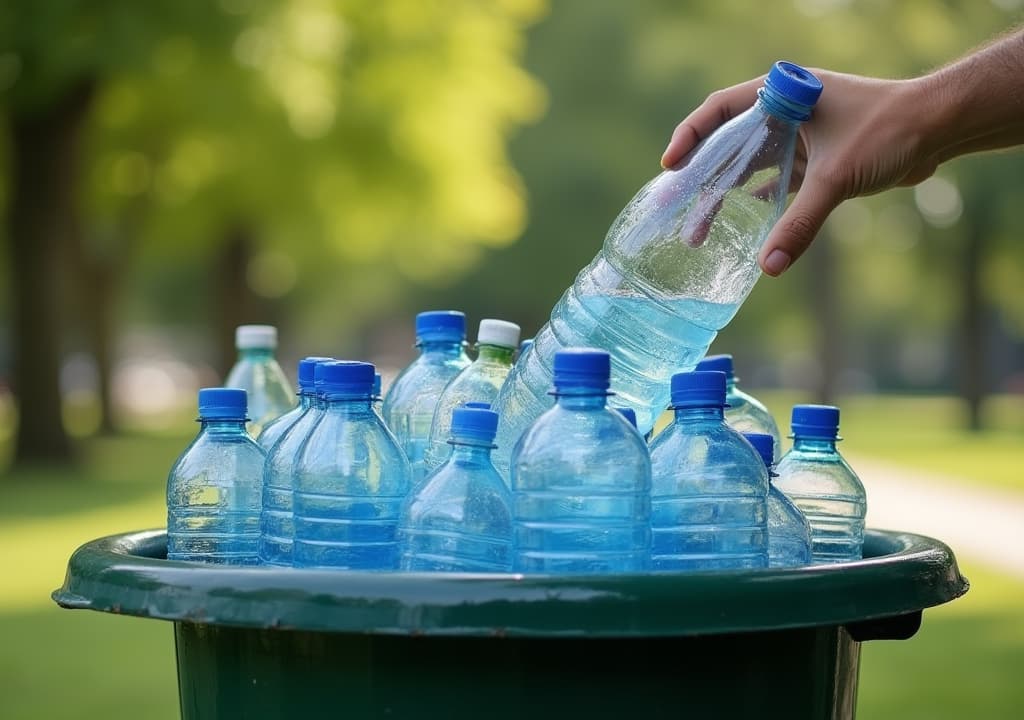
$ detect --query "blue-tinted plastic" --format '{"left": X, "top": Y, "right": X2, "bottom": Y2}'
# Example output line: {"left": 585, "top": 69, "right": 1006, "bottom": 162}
{"left": 774, "top": 405, "right": 866, "bottom": 564}
{"left": 383, "top": 315, "right": 471, "bottom": 482}
{"left": 416, "top": 310, "right": 467, "bottom": 342}
{"left": 616, "top": 407, "right": 638, "bottom": 429}
{"left": 258, "top": 360, "right": 336, "bottom": 566}
{"left": 224, "top": 348, "right": 295, "bottom": 437}
{"left": 696, "top": 354, "right": 782, "bottom": 459}
{"left": 743, "top": 432, "right": 811, "bottom": 568}
{"left": 167, "top": 392, "right": 265, "bottom": 565}
{"left": 511, "top": 350, "right": 651, "bottom": 574}
{"left": 399, "top": 408, "right": 512, "bottom": 572}
{"left": 197, "top": 388, "right": 247, "bottom": 419}
{"left": 257, "top": 356, "right": 333, "bottom": 451}
{"left": 648, "top": 371, "right": 768, "bottom": 571}
{"left": 293, "top": 363, "right": 412, "bottom": 569}
{"left": 490, "top": 64, "right": 819, "bottom": 476}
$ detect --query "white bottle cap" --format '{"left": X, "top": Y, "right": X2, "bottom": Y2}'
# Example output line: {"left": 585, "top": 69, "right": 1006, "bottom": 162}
{"left": 236, "top": 324, "right": 278, "bottom": 350}
{"left": 477, "top": 319, "right": 521, "bottom": 349}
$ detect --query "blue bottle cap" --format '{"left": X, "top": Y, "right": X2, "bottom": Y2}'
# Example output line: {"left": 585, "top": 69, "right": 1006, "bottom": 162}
{"left": 298, "top": 356, "right": 335, "bottom": 392}
{"left": 372, "top": 372, "right": 382, "bottom": 398}
{"left": 742, "top": 432, "right": 775, "bottom": 469}
{"left": 616, "top": 407, "right": 638, "bottom": 429}
{"left": 315, "top": 361, "right": 375, "bottom": 396}
{"left": 695, "top": 353, "right": 734, "bottom": 378}
{"left": 791, "top": 404, "right": 840, "bottom": 439}
{"left": 198, "top": 388, "right": 247, "bottom": 419}
{"left": 766, "top": 61, "right": 823, "bottom": 109}
{"left": 552, "top": 348, "right": 611, "bottom": 391}
{"left": 463, "top": 401, "right": 491, "bottom": 409}
{"left": 670, "top": 370, "right": 726, "bottom": 408}
{"left": 416, "top": 311, "right": 466, "bottom": 342}
{"left": 450, "top": 406, "right": 499, "bottom": 445}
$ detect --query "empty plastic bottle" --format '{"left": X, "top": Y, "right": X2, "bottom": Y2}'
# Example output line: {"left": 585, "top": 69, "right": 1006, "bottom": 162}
{"left": 423, "top": 319, "right": 521, "bottom": 473}
{"left": 259, "top": 357, "right": 334, "bottom": 566}
{"left": 293, "top": 361, "right": 411, "bottom": 569}
{"left": 648, "top": 370, "right": 768, "bottom": 570}
{"left": 697, "top": 354, "right": 782, "bottom": 459}
{"left": 224, "top": 324, "right": 296, "bottom": 437}
{"left": 743, "top": 432, "right": 811, "bottom": 568}
{"left": 774, "top": 405, "right": 867, "bottom": 563}
{"left": 399, "top": 406, "right": 513, "bottom": 572}
{"left": 257, "top": 355, "right": 333, "bottom": 451}
{"left": 382, "top": 311, "right": 471, "bottom": 482}
{"left": 167, "top": 388, "right": 264, "bottom": 565}
{"left": 491, "top": 62, "right": 823, "bottom": 475}
{"left": 512, "top": 348, "right": 651, "bottom": 574}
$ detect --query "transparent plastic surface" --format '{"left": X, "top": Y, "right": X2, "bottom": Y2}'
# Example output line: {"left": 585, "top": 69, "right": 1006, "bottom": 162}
{"left": 726, "top": 382, "right": 783, "bottom": 460}
{"left": 382, "top": 340, "right": 470, "bottom": 483}
{"left": 774, "top": 438, "right": 867, "bottom": 563}
{"left": 258, "top": 399, "right": 324, "bottom": 566}
{"left": 422, "top": 344, "right": 515, "bottom": 473}
{"left": 767, "top": 484, "right": 812, "bottom": 567}
{"left": 225, "top": 349, "right": 296, "bottom": 437}
{"left": 511, "top": 393, "right": 651, "bottom": 574}
{"left": 399, "top": 439, "right": 513, "bottom": 572}
{"left": 293, "top": 398, "right": 411, "bottom": 569}
{"left": 257, "top": 392, "right": 309, "bottom": 451}
{"left": 166, "top": 420, "right": 265, "bottom": 565}
{"left": 648, "top": 408, "right": 768, "bottom": 570}
{"left": 492, "top": 102, "right": 802, "bottom": 476}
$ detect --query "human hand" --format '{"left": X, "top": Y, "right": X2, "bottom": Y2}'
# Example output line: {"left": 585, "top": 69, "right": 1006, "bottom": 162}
{"left": 661, "top": 70, "right": 942, "bottom": 276}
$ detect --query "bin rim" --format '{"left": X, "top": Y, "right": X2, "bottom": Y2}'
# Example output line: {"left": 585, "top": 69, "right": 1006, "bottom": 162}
{"left": 53, "top": 527, "right": 967, "bottom": 638}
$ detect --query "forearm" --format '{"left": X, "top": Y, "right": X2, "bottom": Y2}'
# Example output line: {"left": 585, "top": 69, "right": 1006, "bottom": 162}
{"left": 919, "top": 27, "right": 1024, "bottom": 164}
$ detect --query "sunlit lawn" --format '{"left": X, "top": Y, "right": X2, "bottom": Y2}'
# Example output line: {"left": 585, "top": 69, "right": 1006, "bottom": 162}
{"left": 1, "top": 394, "right": 1022, "bottom": 719}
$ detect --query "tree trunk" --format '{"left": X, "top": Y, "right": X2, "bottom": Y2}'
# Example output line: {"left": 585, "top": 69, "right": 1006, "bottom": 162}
{"left": 960, "top": 215, "right": 988, "bottom": 432}
{"left": 809, "top": 226, "right": 840, "bottom": 406}
{"left": 6, "top": 77, "right": 95, "bottom": 466}
{"left": 214, "top": 224, "right": 275, "bottom": 379}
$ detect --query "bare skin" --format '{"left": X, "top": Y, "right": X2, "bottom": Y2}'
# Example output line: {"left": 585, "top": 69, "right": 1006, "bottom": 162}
{"left": 661, "top": 28, "right": 1024, "bottom": 276}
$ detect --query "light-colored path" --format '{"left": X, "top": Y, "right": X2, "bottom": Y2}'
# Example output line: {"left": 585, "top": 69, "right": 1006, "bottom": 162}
{"left": 849, "top": 455, "right": 1024, "bottom": 578}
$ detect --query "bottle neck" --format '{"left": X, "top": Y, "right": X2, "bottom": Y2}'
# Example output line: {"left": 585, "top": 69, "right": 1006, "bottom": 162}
{"left": 554, "top": 389, "right": 607, "bottom": 411}
{"left": 476, "top": 343, "right": 515, "bottom": 365}
{"left": 673, "top": 406, "right": 725, "bottom": 423}
{"left": 724, "top": 375, "right": 738, "bottom": 392}
{"left": 755, "top": 88, "right": 812, "bottom": 124}
{"left": 323, "top": 395, "right": 374, "bottom": 416}
{"left": 238, "top": 347, "right": 275, "bottom": 363}
{"left": 199, "top": 418, "right": 249, "bottom": 435}
{"left": 448, "top": 440, "right": 494, "bottom": 464}
{"left": 419, "top": 338, "right": 466, "bottom": 358}
{"left": 793, "top": 436, "right": 839, "bottom": 453}
{"left": 298, "top": 391, "right": 316, "bottom": 410}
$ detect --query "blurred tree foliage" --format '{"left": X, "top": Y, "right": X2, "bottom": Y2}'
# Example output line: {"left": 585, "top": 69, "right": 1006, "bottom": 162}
{"left": 422, "top": 0, "right": 1023, "bottom": 425}
{"left": 0, "top": 0, "right": 545, "bottom": 468}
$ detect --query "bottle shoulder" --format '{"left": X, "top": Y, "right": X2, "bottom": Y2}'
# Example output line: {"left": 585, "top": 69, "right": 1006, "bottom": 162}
{"left": 774, "top": 449, "right": 865, "bottom": 495}
{"left": 298, "top": 414, "right": 411, "bottom": 474}
{"left": 168, "top": 433, "right": 265, "bottom": 485}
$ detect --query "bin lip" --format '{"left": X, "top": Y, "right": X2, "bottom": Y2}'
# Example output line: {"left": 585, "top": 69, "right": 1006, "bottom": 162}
{"left": 52, "top": 528, "right": 968, "bottom": 638}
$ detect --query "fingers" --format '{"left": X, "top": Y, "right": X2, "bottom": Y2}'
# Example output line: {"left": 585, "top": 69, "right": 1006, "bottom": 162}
{"left": 758, "top": 177, "right": 843, "bottom": 276}
{"left": 661, "top": 77, "right": 764, "bottom": 169}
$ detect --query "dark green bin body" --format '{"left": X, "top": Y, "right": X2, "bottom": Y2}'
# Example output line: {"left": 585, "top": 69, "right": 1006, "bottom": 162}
{"left": 54, "top": 529, "right": 967, "bottom": 720}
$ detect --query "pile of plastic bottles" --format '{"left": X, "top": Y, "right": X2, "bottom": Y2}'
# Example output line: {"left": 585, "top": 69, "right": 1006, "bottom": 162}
{"left": 165, "top": 60, "right": 868, "bottom": 575}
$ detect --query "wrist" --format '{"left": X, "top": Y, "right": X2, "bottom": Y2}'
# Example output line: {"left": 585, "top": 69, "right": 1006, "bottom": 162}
{"left": 905, "top": 72, "right": 964, "bottom": 165}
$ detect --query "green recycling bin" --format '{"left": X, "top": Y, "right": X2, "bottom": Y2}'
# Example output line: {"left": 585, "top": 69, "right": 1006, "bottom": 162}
{"left": 53, "top": 528, "right": 966, "bottom": 720}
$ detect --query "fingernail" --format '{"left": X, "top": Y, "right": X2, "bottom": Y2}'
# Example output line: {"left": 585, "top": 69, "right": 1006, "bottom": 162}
{"left": 763, "top": 249, "right": 791, "bottom": 276}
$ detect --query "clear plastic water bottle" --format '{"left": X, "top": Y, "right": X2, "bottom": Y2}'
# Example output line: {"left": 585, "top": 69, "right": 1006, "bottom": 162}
{"left": 696, "top": 354, "right": 782, "bottom": 459}
{"left": 258, "top": 357, "right": 334, "bottom": 566}
{"left": 294, "top": 361, "right": 412, "bottom": 569}
{"left": 511, "top": 348, "right": 651, "bottom": 574}
{"left": 167, "top": 388, "right": 264, "bottom": 565}
{"left": 399, "top": 406, "right": 513, "bottom": 572}
{"left": 257, "top": 355, "right": 334, "bottom": 451}
{"left": 617, "top": 406, "right": 653, "bottom": 443}
{"left": 648, "top": 370, "right": 768, "bottom": 570}
{"left": 491, "top": 62, "right": 823, "bottom": 475}
{"left": 742, "top": 432, "right": 811, "bottom": 568}
{"left": 224, "top": 324, "right": 296, "bottom": 437}
{"left": 422, "top": 319, "right": 521, "bottom": 473}
{"left": 382, "top": 311, "right": 471, "bottom": 481}
{"left": 774, "top": 405, "right": 867, "bottom": 563}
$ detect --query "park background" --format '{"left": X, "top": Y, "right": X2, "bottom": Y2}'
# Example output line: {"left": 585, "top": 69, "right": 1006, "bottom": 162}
{"left": 1, "top": 0, "right": 1022, "bottom": 717}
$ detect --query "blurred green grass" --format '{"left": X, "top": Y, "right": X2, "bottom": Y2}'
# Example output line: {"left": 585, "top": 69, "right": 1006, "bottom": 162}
{"left": 1, "top": 394, "right": 1022, "bottom": 719}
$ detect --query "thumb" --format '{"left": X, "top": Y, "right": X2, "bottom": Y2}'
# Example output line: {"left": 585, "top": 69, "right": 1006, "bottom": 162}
{"left": 758, "top": 180, "right": 842, "bottom": 276}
